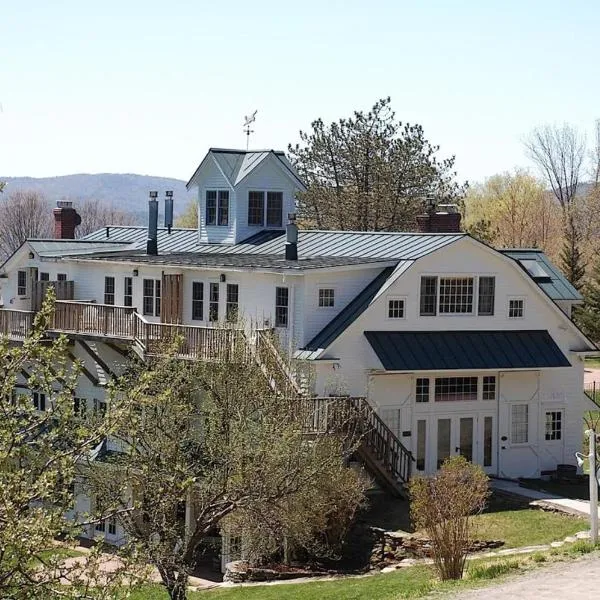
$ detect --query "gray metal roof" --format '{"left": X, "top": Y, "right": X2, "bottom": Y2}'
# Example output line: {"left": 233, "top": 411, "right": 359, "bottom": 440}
{"left": 78, "top": 252, "right": 393, "bottom": 271}
{"left": 364, "top": 330, "right": 571, "bottom": 371}
{"left": 297, "top": 264, "right": 413, "bottom": 360}
{"left": 500, "top": 249, "right": 582, "bottom": 302}
{"left": 82, "top": 227, "right": 465, "bottom": 259}
{"left": 28, "top": 239, "right": 131, "bottom": 257}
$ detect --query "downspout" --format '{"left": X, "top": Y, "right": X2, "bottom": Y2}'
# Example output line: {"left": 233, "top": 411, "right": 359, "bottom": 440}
{"left": 496, "top": 372, "right": 501, "bottom": 477}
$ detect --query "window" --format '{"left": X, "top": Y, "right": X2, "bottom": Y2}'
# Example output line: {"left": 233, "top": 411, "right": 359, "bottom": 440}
{"left": 74, "top": 397, "right": 87, "bottom": 418}
{"left": 40, "top": 272, "right": 50, "bottom": 282}
{"left": 209, "top": 283, "right": 219, "bottom": 322}
{"left": 511, "top": 404, "right": 529, "bottom": 444}
{"left": 205, "top": 190, "right": 217, "bottom": 225}
{"left": 419, "top": 276, "right": 437, "bottom": 316}
{"left": 226, "top": 284, "right": 239, "bottom": 322}
{"left": 142, "top": 279, "right": 161, "bottom": 316}
{"left": 57, "top": 273, "right": 67, "bottom": 281}
{"left": 95, "top": 398, "right": 107, "bottom": 417}
{"left": 483, "top": 416, "right": 493, "bottom": 467}
{"left": 439, "top": 277, "right": 474, "bottom": 314}
{"left": 434, "top": 377, "right": 478, "bottom": 402}
{"left": 123, "top": 277, "right": 133, "bottom": 307}
{"left": 508, "top": 298, "right": 524, "bottom": 318}
{"left": 104, "top": 276, "right": 115, "bottom": 305}
{"left": 478, "top": 276, "right": 495, "bottom": 315}
{"left": 416, "top": 420, "right": 426, "bottom": 471}
{"left": 248, "top": 191, "right": 265, "bottom": 226}
{"left": 192, "top": 282, "right": 204, "bottom": 321}
{"left": 107, "top": 518, "right": 117, "bottom": 536}
{"left": 33, "top": 391, "right": 46, "bottom": 411}
{"left": 388, "top": 298, "right": 405, "bottom": 319}
{"left": 266, "top": 192, "right": 283, "bottom": 227}
{"left": 318, "top": 288, "right": 335, "bottom": 308}
{"left": 205, "top": 190, "right": 229, "bottom": 226}
{"left": 416, "top": 378, "right": 430, "bottom": 403}
{"left": 275, "top": 287, "right": 289, "bottom": 328}
{"left": 17, "top": 270, "right": 27, "bottom": 296}
{"left": 483, "top": 376, "right": 496, "bottom": 400}
{"left": 545, "top": 411, "right": 562, "bottom": 441}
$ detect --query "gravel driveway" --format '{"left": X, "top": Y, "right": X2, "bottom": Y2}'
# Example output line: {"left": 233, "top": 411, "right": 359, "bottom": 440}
{"left": 446, "top": 553, "right": 600, "bottom": 599}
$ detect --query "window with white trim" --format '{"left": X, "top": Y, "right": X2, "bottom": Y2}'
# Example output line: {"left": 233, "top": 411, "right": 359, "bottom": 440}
{"left": 209, "top": 283, "right": 219, "bottom": 322}
{"left": 434, "top": 377, "right": 478, "bottom": 402}
{"left": 192, "top": 282, "right": 204, "bottom": 321}
{"left": 40, "top": 272, "right": 50, "bottom": 282}
{"left": 439, "top": 277, "right": 474, "bottom": 314}
{"left": 248, "top": 191, "right": 284, "bottom": 227}
{"left": 226, "top": 284, "right": 239, "bottom": 322}
{"left": 420, "top": 276, "right": 437, "bottom": 316}
{"left": 266, "top": 192, "right": 283, "bottom": 227}
{"left": 416, "top": 378, "right": 429, "bottom": 403}
{"left": 511, "top": 404, "right": 529, "bottom": 444}
{"left": 275, "top": 287, "right": 289, "bottom": 328}
{"left": 142, "top": 279, "right": 161, "bottom": 316}
{"left": 33, "top": 391, "right": 46, "bottom": 411}
{"left": 545, "top": 411, "right": 562, "bottom": 441}
{"left": 318, "top": 288, "right": 335, "bottom": 308}
{"left": 74, "top": 397, "right": 87, "bottom": 418}
{"left": 478, "top": 276, "right": 495, "bottom": 315}
{"left": 17, "top": 270, "right": 27, "bottom": 296}
{"left": 123, "top": 277, "right": 133, "bottom": 307}
{"left": 205, "top": 190, "right": 229, "bottom": 226}
{"left": 388, "top": 298, "right": 405, "bottom": 319}
{"left": 508, "top": 298, "right": 524, "bottom": 318}
{"left": 483, "top": 376, "right": 496, "bottom": 400}
{"left": 104, "top": 276, "right": 115, "bottom": 305}
{"left": 57, "top": 273, "right": 67, "bottom": 281}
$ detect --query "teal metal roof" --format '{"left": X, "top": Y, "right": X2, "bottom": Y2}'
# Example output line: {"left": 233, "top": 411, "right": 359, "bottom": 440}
{"left": 296, "top": 265, "right": 401, "bottom": 360}
{"left": 500, "top": 249, "right": 582, "bottom": 302}
{"left": 365, "top": 330, "right": 571, "bottom": 371}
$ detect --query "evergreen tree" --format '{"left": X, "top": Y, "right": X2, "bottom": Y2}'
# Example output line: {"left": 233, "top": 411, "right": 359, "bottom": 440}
{"left": 560, "top": 213, "right": 586, "bottom": 290}
{"left": 577, "top": 253, "right": 600, "bottom": 344}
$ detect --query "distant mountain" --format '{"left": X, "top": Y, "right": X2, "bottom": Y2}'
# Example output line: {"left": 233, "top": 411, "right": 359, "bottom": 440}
{"left": 0, "top": 174, "right": 195, "bottom": 222}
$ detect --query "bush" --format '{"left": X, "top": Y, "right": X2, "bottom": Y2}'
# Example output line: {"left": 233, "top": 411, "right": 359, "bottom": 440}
{"left": 409, "top": 456, "right": 490, "bottom": 580}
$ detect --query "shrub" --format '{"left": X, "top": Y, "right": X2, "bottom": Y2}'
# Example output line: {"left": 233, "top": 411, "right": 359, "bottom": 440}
{"left": 409, "top": 456, "right": 490, "bottom": 580}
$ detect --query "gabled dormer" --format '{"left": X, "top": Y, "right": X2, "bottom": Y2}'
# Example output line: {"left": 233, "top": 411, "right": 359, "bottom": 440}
{"left": 186, "top": 148, "right": 306, "bottom": 244}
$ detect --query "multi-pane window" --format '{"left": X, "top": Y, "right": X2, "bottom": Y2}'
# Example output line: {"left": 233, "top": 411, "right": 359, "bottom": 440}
{"left": 388, "top": 298, "right": 405, "bottom": 319}
{"left": 419, "top": 276, "right": 437, "bottom": 316}
{"left": 478, "top": 276, "right": 495, "bottom": 316}
{"left": 318, "top": 288, "right": 335, "bottom": 308}
{"left": 416, "top": 378, "right": 430, "bottom": 403}
{"left": 142, "top": 279, "right": 161, "bottom": 316}
{"left": 483, "top": 376, "right": 496, "bottom": 400}
{"left": 275, "top": 287, "right": 289, "bottom": 328}
{"left": 209, "top": 283, "right": 219, "bottom": 322}
{"left": 57, "top": 273, "right": 67, "bottom": 281}
{"left": 192, "top": 282, "right": 204, "bottom": 321}
{"left": 33, "top": 391, "right": 46, "bottom": 411}
{"left": 40, "top": 272, "right": 50, "bottom": 282}
{"left": 123, "top": 277, "right": 133, "bottom": 307}
{"left": 206, "top": 190, "right": 229, "bottom": 226}
{"left": 511, "top": 404, "right": 529, "bottom": 444}
{"left": 439, "top": 277, "right": 474, "bottom": 314}
{"left": 74, "top": 397, "right": 87, "bottom": 418}
{"left": 545, "top": 411, "right": 562, "bottom": 441}
{"left": 248, "top": 191, "right": 265, "bottom": 226}
{"left": 95, "top": 398, "right": 107, "bottom": 417}
{"left": 416, "top": 419, "right": 426, "bottom": 471}
{"left": 434, "top": 377, "right": 478, "bottom": 402}
{"left": 509, "top": 298, "right": 524, "bottom": 318}
{"left": 104, "top": 276, "right": 115, "bottom": 305}
{"left": 266, "top": 192, "right": 283, "bottom": 227}
{"left": 483, "top": 416, "right": 493, "bottom": 467}
{"left": 226, "top": 284, "right": 239, "bottom": 322}
{"left": 17, "top": 270, "right": 27, "bottom": 296}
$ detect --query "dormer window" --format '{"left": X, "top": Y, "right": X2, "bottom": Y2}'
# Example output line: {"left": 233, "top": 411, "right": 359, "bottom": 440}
{"left": 248, "top": 191, "right": 283, "bottom": 227}
{"left": 206, "top": 190, "right": 229, "bottom": 226}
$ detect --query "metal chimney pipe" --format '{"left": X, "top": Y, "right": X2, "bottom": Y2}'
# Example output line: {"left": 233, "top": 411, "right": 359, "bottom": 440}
{"left": 147, "top": 191, "right": 159, "bottom": 255}
{"left": 285, "top": 213, "right": 298, "bottom": 261}
{"left": 164, "top": 190, "right": 174, "bottom": 234}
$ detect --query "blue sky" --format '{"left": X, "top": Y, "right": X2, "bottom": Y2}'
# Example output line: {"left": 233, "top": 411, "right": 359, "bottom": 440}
{"left": 1, "top": 0, "right": 599, "bottom": 184}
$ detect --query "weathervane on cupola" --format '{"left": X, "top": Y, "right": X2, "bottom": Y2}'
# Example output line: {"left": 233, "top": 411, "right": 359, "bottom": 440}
{"left": 243, "top": 110, "right": 257, "bottom": 150}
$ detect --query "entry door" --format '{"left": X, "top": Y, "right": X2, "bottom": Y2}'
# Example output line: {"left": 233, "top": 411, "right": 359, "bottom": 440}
{"left": 436, "top": 415, "right": 475, "bottom": 469}
{"left": 160, "top": 274, "right": 183, "bottom": 324}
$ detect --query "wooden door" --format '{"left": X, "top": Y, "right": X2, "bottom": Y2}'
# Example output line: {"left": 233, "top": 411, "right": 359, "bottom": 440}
{"left": 160, "top": 274, "right": 183, "bottom": 324}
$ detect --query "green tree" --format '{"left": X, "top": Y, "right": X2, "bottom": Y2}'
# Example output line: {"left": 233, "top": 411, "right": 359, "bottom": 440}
{"left": 576, "top": 252, "right": 600, "bottom": 343}
{"left": 90, "top": 334, "right": 365, "bottom": 600}
{"left": 288, "top": 97, "right": 466, "bottom": 231}
{"left": 175, "top": 200, "right": 198, "bottom": 228}
{"left": 561, "top": 211, "right": 586, "bottom": 291}
{"left": 0, "top": 290, "right": 127, "bottom": 598}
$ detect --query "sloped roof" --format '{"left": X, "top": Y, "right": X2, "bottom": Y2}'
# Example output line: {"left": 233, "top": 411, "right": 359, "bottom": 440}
{"left": 82, "top": 227, "right": 465, "bottom": 259}
{"left": 29, "top": 239, "right": 131, "bottom": 257}
{"left": 500, "top": 248, "right": 582, "bottom": 302}
{"left": 364, "top": 330, "right": 571, "bottom": 371}
{"left": 186, "top": 148, "right": 305, "bottom": 189}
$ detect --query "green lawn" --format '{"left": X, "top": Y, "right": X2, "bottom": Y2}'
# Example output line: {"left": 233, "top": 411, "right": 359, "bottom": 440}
{"left": 585, "top": 357, "right": 600, "bottom": 369}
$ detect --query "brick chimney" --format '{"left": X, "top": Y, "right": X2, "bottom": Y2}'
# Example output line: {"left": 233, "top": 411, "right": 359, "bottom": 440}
{"left": 53, "top": 201, "right": 82, "bottom": 239}
{"left": 416, "top": 203, "right": 461, "bottom": 233}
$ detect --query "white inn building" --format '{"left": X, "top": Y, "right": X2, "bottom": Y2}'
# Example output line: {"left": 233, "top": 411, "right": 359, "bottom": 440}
{"left": 0, "top": 147, "right": 597, "bottom": 546}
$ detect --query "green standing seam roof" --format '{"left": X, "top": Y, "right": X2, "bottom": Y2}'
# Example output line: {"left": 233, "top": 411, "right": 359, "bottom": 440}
{"left": 500, "top": 249, "right": 582, "bottom": 302}
{"left": 296, "top": 265, "right": 399, "bottom": 360}
{"left": 364, "top": 330, "right": 571, "bottom": 371}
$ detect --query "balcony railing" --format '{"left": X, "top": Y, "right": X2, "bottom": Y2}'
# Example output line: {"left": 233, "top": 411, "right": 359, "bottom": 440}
{"left": 52, "top": 301, "right": 137, "bottom": 338}
{"left": 0, "top": 309, "right": 34, "bottom": 341}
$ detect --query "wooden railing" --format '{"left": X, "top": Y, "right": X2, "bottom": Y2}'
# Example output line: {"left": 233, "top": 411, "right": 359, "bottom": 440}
{"left": 308, "top": 396, "right": 413, "bottom": 486}
{"left": 52, "top": 301, "right": 138, "bottom": 338}
{"left": 0, "top": 309, "right": 34, "bottom": 341}
{"left": 255, "top": 329, "right": 304, "bottom": 396}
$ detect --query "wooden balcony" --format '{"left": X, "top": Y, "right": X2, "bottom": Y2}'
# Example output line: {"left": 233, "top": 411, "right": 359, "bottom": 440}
{"left": 0, "top": 309, "right": 34, "bottom": 342}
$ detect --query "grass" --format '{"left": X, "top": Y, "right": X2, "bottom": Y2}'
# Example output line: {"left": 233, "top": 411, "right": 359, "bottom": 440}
{"left": 467, "top": 559, "right": 520, "bottom": 580}
{"left": 35, "top": 546, "right": 84, "bottom": 564}
{"left": 585, "top": 357, "right": 600, "bottom": 369}
{"left": 470, "top": 508, "right": 585, "bottom": 548}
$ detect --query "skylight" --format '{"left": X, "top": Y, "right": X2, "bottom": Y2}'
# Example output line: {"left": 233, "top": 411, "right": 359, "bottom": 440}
{"left": 519, "top": 259, "right": 551, "bottom": 280}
